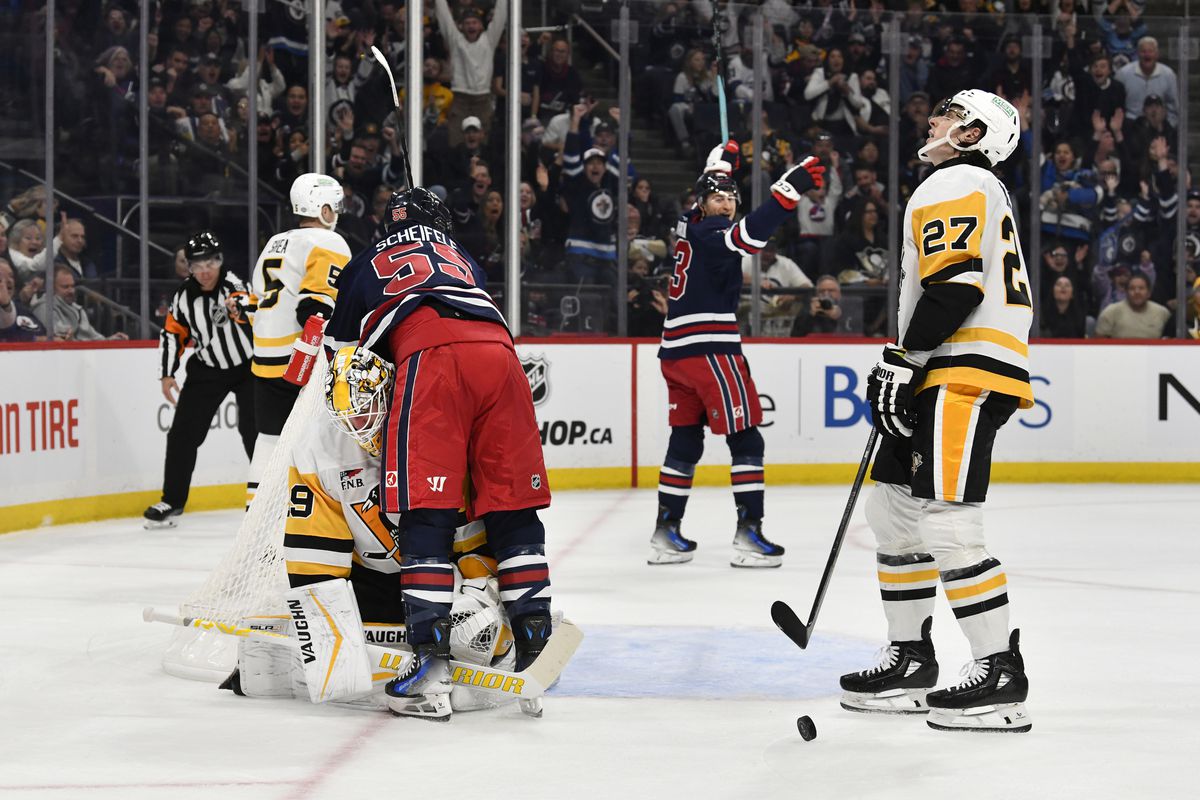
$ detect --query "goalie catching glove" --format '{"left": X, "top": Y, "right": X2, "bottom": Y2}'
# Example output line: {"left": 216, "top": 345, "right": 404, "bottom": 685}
{"left": 704, "top": 139, "right": 741, "bottom": 174}
{"left": 770, "top": 156, "right": 825, "bottom": 210}
{"left": 867, "top": 345, "right": 928, "bottom": 438}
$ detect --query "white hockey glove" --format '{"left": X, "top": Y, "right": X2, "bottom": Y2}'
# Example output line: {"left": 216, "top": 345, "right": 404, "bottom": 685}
{"left": 867, "top": 345, "right": 928, "bottom": 438}
{"left": 770, "top": 155, "right": 826, "bottom": 210}
{"left": 704, "top": 139, "right": 740, "bottom": 174}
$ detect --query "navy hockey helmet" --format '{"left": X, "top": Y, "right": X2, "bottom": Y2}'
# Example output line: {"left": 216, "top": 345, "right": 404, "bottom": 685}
{"left": 694, "top": 171, "right": 740, "bottom": 206}
{"left": 385, "top": 186, "right": 454, "bottom": 234}
{"left": 184, "top": 230, "right": 223, "bottom": 265}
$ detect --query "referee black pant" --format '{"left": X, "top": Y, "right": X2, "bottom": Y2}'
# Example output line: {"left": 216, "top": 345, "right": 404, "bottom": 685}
{"left": 162, "top": 359, "right": 255, "bottom": 508}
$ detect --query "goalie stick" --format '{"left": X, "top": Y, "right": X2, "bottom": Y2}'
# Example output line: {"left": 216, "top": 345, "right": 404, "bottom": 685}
{"left": 771, "top": 428, "right": 879, "bottom": 649}
{"left": 143, "top": 607, "right": 583, "bottom": 701}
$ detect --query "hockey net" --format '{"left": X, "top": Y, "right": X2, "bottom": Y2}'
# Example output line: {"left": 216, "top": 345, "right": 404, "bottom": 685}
{"left": 161, "top": 354, "right": 329, "bottom": 682}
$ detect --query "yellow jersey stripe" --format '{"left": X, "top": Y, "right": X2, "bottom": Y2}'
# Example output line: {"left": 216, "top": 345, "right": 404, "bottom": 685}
{"left": 255, "top": 331, "right": 302, "bottom": 347}
{"left": 945, "top": 327, "right": 1030, "bottom": 358}
{"left": 922, "top": 367, "right": 1034, "bottom": 408}
{"left": 287, "top": 560, "right": 352, "bottom": 577}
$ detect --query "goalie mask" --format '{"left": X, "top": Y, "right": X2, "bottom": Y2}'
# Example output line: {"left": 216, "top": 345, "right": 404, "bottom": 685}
{"left": 324, "top": 346, "right": 395, "bottom": 457}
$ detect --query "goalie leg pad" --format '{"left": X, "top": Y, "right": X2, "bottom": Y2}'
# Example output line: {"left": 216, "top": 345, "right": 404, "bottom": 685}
{"left": 283, "top": 578, "right": 374, "bottom": 703}
{"left": 234, "top": 616, "right": 305, "bottom": 698}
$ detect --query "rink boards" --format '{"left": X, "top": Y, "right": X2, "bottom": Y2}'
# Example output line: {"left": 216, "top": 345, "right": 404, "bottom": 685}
{"left": 1, "top": 339, "right": 1198, "bottom": 531}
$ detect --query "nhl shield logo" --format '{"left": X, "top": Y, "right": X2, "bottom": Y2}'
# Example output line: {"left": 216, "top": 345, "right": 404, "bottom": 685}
{"left": 520, "top": 354, "right": 550, "bottom": 406}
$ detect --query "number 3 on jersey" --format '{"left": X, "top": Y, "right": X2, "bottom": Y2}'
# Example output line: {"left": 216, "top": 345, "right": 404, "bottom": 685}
{"left": 669, "top": 240, "right": 693, "bottom": 301}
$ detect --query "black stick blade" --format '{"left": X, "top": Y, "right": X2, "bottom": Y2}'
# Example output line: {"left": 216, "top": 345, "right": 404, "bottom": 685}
{"left": 771, "top": 600, "right": 810, "bottom": 649}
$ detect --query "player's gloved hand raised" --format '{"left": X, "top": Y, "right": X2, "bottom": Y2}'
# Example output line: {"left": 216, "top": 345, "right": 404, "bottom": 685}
{"left": 867, "top": 344, "right": 927, "bottom": 438}
{"left": 770, "top": 156, "right": 825, "bottom": 209}
{"left": 704, "top": 139, "right": 740, "bottom": 174}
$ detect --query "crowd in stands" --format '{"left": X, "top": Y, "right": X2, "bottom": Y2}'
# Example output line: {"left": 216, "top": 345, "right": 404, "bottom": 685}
{"left": 2, "top": 0, "right": 1198, "bottom": 342}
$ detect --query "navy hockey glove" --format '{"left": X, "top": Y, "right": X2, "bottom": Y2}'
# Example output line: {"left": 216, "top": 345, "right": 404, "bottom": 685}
{"left": 704, "top": 139, "right": 741, "bottom": 174}
{"left": 770, "top": 156, "right": 825, "bottom": 209}
{"left": 867, "top": 345, "right": 927, "bottom": 438}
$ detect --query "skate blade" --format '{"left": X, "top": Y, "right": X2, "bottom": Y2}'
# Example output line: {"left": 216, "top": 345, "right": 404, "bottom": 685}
{"left": 143, "top": 519, "right": 177, "bottom": 530}
{"left": 927, "top": 703, "right": 1031, "bottom": 733}
{"left": 648, "top": 548, "right": 694, "bottom": 565}
{"left": 387, "top": 693, "right": 452, "bottom": 721}
{"left": 730, "top": 552, "right": 782, "bottom": 568}
{"left": 840, "top": 688, "right": 930, "bottom": 714}
{"left": 520, "top": 698, "right": 543, "bottom": 718}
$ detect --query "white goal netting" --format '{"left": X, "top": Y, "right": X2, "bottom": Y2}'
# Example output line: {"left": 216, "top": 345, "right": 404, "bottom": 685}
{"left": 161, "top": 355, "right": 328, "bottom": 681}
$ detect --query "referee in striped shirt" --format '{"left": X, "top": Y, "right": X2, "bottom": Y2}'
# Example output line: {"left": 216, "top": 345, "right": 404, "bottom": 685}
{"left": 144, "top": 231, "right": 256, "bottom": 527}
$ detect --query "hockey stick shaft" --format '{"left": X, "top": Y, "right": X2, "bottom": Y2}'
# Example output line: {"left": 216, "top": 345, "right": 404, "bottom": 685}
{"left": 143, "top": 607, "right": 583, "bottom": 699}
{"left": 369, "top": 45, "right": 415, "bottom": 190}
{"left": 713, "top": 4, "right": 729, "bottom": 142}
{"left": 772, "top": 427, "right": 878, "bottom": 648}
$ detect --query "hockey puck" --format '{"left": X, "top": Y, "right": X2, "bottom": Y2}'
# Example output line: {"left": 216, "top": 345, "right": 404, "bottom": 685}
{"left": 796, "top": 715, "right": 817, "bottom": 741}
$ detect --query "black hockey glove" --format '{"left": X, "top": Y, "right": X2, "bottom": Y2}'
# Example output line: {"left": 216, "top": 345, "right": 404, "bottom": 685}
{"left": 770, "top": 156, "right": 825, "bottom": 209}
{"left": 867, "top": 344, "right": 927, "bottom": 439}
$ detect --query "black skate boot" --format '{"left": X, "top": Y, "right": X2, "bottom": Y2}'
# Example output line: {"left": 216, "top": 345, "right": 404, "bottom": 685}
{"left": 927, "top": 629, "right": 1031, "bottom": 733}
{"left": 385, "top": 619, "right": 452, "bottom": 721}
{"left": 648, "top": 504, "right": 697, "bottom": 565}
{"left": 730, "top": 505, "right": 784, "bottom": 568}
{"left": 513, "top": 613, "right": 553, "bottom": 718}
{"left": 143, "top": 501, "right": 182, "bottom": 529}
{"left": 840, "top": 617, "right": 938, "bottom": 713}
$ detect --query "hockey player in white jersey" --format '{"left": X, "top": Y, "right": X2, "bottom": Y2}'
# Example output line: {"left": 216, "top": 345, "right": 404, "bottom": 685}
{"left": 224, "top": 346, "right": 520, "bottom": 716}
{"left": 841, "top": 90, "right": 1033, "bottom": 732}
{"left": 245, "top": 174, "right": 351, "bottom": 507}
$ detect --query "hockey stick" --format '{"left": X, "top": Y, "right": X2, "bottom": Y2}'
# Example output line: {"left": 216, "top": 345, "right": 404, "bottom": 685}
{"left": 771, "top": 427, "right": 879, "bottom": 649}
{"left": 712, "top": 3, "right": 730, "bottom": 143}
{"left": 369, "top": 45, "right": 415, "bottom": 190}
{"left": 143, "top": 607, "right": 583, "bottom": 700}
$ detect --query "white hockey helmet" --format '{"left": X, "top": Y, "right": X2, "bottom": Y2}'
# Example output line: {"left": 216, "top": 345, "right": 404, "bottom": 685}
{"left": 324, "top": 345, "right": 395, "bottom": 457}
{"left": 290, "top": 172, "right": 345, "bottom": 228}
{"left": 920, "top": 89, "right": 1020, "bottom": 167}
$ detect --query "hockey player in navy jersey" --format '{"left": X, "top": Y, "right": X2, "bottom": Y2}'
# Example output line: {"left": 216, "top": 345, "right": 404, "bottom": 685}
{"left": 650, "top": 141, "right": 825, "bottom": 567}
{"left": 324, "top": 186, "right": 553, "bottom": 719}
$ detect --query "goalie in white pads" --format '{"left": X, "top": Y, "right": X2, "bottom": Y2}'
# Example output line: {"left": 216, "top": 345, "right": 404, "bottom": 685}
{"left": 842, "top": 90, "right": 1033, "bottom": 733}
{"left": 224, "top": 346, "right": 520, "bottom": 714}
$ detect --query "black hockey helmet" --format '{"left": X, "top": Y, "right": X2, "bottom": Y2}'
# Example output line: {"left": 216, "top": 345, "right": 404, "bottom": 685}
{"left": 184, "top": 230, "right": 223, "bottom": 264}
{"left": 694, "top": 171, "right": 740, "bottom": 205}
{"left": 385, "top": 186, "right": 454, "bottom": 234}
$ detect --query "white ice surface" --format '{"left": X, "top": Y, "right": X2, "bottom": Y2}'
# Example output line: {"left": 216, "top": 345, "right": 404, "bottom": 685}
{"left": 0, "top": 484, "right": 1195, "bottom": 799}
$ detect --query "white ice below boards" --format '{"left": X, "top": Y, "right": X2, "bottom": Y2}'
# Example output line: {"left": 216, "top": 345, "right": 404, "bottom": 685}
{"left": 0, "top": 484, "right": 1193, "bottom": 799}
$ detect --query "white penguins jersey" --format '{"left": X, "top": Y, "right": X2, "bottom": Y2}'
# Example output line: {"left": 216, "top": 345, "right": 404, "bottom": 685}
{"left": 899, "top": 160, "right": 1035, "bottom": 408}
{"left": 249, "top": 226, "right": 351, "bottom": 378}
{"left": 283, "top": 418, "right": 487, "bottom": 584}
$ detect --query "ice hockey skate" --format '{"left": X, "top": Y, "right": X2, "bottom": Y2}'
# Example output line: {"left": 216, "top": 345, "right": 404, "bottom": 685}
{"left": 840, "top": 617, "right": 938, "bottom": 713}
{"left": 513, "top": 613, "right": 552, "bottom": 717}
{"left": 926, "top": 629, "right": 1031, "bottom": 732}
{"left": 142, "top": 502, "right": 182, "bottom": 529}
{"left": 647, "top": 505, "right": 696, "bottom": 565}
{"left": 385, "top": 643, "right": 452, "bottom": 721}
{"left": 729, "top": 506, "right": 783, "bottom": 568}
